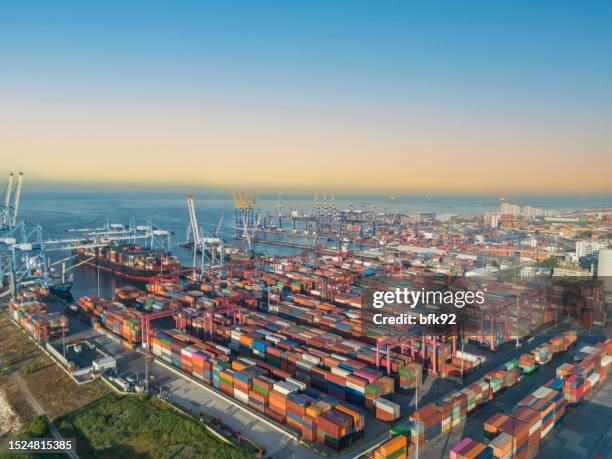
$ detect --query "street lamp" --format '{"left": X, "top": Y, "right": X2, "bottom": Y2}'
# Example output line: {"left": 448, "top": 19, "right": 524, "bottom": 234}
{"left": 415, "top": 383, "right": 420, "bottom": 459}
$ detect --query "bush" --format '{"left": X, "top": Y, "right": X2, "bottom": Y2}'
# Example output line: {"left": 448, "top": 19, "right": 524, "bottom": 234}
{"left": 21, "top": 415, "right": 50, "bottom": 438}
{"left": 537, "top": 257, "right": 558, "bottom": 269}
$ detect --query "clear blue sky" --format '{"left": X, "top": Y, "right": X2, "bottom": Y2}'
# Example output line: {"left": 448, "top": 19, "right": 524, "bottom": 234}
{"left": 1, "top": 1, "right": 611, "bottom": 194}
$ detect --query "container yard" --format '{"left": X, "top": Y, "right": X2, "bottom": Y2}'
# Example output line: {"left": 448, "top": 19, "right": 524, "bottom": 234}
{"left": 371, "top": 331, "right": 611, "bottom": 459}
{"left": 8, "top": 299, "right": 68, "bottom": 344}
{"left": 444, "top": 339, "right": 610, "bottom": 459}
{"left": 45, "top": 242, "right": 608, "bottom": 457}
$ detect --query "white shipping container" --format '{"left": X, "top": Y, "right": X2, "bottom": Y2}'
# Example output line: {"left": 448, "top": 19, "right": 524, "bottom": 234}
{"left": 331, "top": 367, "right": 350, "bottom": 378}
{"left": 373, "top": 398, "right": 400, "bottom": 415}
{"left": 286, "top": 377, "right": 306, "bottom": 391}
{"left": 533, "top": 387, "right": 554, "bottom": 399}
{"left": 587, "top": 373, "right": 599, "bottom": 387}
{"left": 529, "top": 420, "right": 542, "bottom": 436}
{"left": 302, "top": 354, "right": 321, "bottom": 365}
{"left": 456, "top": 350, "right": 484, "bottom": 364}
{"left": 346, "top": 381, "right": 365, "bottom": 393}
{"left": 579, "top": 345, "right": 598, "bottom": 354}
{"left": 215, "top": 345, "right": 231, "bottom": 355}
{"left": 234, "top": 388, "right": 249, "bottom": 404}
{"left": 273, "top": 380, "right": 300, "bottom": 396}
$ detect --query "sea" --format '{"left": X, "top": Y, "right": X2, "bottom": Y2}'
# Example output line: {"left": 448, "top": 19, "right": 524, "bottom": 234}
{"left": 15, "top": 190, "right": 612, "bottom": 299}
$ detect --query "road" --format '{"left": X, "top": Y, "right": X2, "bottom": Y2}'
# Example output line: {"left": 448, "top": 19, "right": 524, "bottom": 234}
{"left": 20, "top": 297, "right": 609, "bottom": 459}
{"left": 386, "top": 324, "right": 609, "bottom": 459}
{"left": 114, "top": 348, "right": 324, "bottom": 459}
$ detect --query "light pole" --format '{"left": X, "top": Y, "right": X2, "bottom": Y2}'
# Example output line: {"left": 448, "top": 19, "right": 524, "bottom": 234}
{"left": 415, "top": 418, "right": 421, "bottom": 459}
{"left": 145, "top": 358, "right": 149, "bottom": 393}
{"left": 460, "top": 334, "right": 465, "bottom": 380}
{"left": 97, "top": 264, "right": 100, "bottom": 296}
{"left": 515, "top": 296, "right": 520, "bottom": 347}
{"left": 415, "top": 383, "right": 419, "bottom": 459}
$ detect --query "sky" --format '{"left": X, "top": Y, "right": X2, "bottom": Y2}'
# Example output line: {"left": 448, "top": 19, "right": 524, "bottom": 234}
{"left": 1, "top": 1, "right": 611, "bottom": 195}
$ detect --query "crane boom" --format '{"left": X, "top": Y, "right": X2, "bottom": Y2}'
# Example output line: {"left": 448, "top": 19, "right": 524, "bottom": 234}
{"left": 3, "top": 172, "right": 13, "bottom": 210}
{"left": 11, "top": 172, "right": 23, "bottom": 227}
{"left": 1, "top": 173, "right": 15, "bottom": 228}
{"left": 186, "top": 194, "right": 201, "bottom": 244}
{"left": 215, "top": 213, "right": 224, "bottom": 237}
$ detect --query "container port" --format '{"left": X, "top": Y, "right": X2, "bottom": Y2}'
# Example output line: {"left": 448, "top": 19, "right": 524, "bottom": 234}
{"left": 28, "top": 240, "right": 609, "bottom": 457}
{"left": 1, "top": 181, "right": 610, "bottom": 459}
{"left": 2, "top": 4, "right": 612, "bottom": 458}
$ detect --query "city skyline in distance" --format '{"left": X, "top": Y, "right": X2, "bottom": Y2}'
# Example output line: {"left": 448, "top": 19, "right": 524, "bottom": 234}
{"left": 1, "top": 2, "right": 611, "bottom": 195}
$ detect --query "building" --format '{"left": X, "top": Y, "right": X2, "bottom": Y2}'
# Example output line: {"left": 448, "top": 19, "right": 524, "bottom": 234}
{"left": 576, "top": 240, "right": 607, "bottom": 258}
{"left": 485, "top": 213, "right": 500, "bottom": 228}
{"left": 520, "top": 266, "right": 551, "bottom": 278}
{"left": 553, "top": 262, "right": 592, "bottom": 278}
{"left": 522, "top": 206, "right": 546, "bottom": 217}
{"left": 500, "top": 202, "right": 521, "bottom": 216}
{"left": 598, "top": 248, "right": 612, "bottom": 300}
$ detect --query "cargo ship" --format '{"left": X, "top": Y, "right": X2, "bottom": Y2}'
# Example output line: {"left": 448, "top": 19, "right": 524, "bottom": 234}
{"left": 74, "top": 243, "right": 181, "bottom": 282}
{"left": 49, "top": 280, "right": 74, "bottom": 300}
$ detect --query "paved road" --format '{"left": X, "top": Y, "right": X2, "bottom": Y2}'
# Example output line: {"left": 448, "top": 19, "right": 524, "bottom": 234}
{"left": 116, "top": 349, "right": 323, "bottom": 459}
{"left": 13, "top": 297, "right": 607, "bottom": 459}
{"left": 391, "top": 324, "right": 609, "bottom": 459}
{"left": 538, "top": 379, "right": 611, "bottom": 459}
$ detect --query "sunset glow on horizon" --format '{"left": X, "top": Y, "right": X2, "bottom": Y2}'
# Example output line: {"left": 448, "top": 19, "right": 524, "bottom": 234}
{"left": 1, "top": 2, "right": 611, "bottom": 195}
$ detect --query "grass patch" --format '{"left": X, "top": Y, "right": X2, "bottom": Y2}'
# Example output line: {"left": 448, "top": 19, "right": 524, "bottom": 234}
{"left": 0, "top": 415, "right": 63, "bottom": 459}
{"left": 0, "top": 315, "right": 108, "bottom": 420}
{"left": 56, "top": 393, "right": 254, "bottom": 459}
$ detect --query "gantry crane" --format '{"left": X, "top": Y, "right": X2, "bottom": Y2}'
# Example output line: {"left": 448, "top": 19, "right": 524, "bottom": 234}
{"left": 232, "top": 189, "right": 260, "bottom": 253}
{"left": 186, "top": 194, "right": 224, "bottom": 277}
{"left": 1, "top": 220, "right": 172, "bottom": 299}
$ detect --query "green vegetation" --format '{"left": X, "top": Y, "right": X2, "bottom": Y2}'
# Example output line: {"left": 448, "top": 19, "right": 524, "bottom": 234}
{"left": 537, "top": 257, "right": 558, "bottom": 269}
{"left": 56, "top": 393, "right": 253, "bottom": 459}
{"left": 0, "top": 416, "right": 57, "bottom": 459}
{"left": 20, "top": 415, "right": 51, "bottom": 438}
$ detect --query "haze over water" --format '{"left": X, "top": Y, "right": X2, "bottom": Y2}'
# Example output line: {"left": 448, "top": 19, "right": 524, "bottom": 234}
{"left": 20, "top": 190, "right": 611, "bottom": 261}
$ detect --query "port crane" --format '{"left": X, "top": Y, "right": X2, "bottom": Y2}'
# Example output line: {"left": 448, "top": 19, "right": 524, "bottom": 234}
{"left": 1, "top": 219, "right": 172, "bottom": 299}
{"left": 186, "top": 194, "right": 224, "bottom": 277}
{"left": 233, "top": 189, "right": 260, "bottom": 247}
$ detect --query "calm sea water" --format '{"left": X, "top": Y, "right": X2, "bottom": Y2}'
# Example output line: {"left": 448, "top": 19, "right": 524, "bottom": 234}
{"left": 16, "top": 191, "right": 611, "bottom": 298}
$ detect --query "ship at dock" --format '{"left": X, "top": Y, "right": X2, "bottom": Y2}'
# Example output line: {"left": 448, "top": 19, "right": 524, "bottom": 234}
{"left": 73, "top": 243, "right": 181, "bottom": 282}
